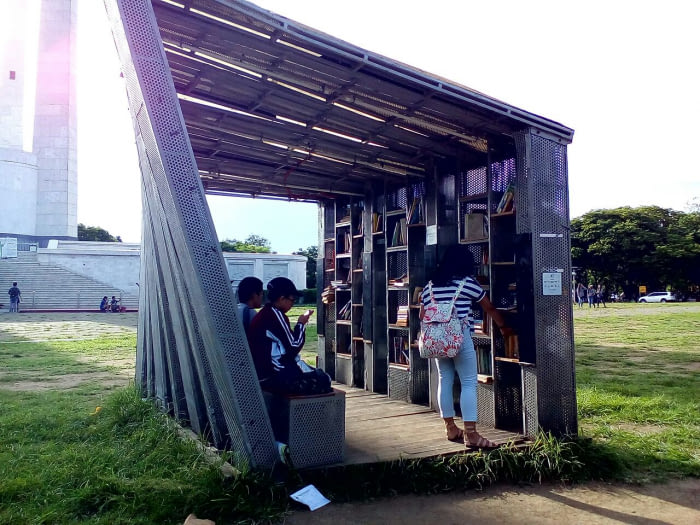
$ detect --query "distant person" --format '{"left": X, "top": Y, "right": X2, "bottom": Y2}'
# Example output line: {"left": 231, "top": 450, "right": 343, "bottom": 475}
{"left": 110, "top": 296, "right": 120, "bottom": 312}
{"left": 588, "top": 284, "right": 597, "bottom": 308}
{"left": 8, "top": 282, "right": 21, "bottom": 313}
{"left": 247, "top": 277, "right": 331, "bottom": 395}
{"left": 100, "top": 296, "right": 109, "bottom": 312}
{"left": 237, "top": 276, "right": 263, "bottom": 333}
{"left": 576, "top": 282, "right": 586, "bottom": 308}
{"left": 597, "top": 284, "right": 607, "bottom": 308}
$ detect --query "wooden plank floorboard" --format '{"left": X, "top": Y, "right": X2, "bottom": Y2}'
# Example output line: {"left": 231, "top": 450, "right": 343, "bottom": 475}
{"left": 332, "top": 383, "right": 525, "bottom": 466}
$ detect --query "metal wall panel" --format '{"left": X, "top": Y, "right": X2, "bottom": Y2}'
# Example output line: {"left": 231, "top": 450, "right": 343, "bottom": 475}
{"left": 516, "top": 130, "right": 577, "bottom": 437}
{"left": 104, "top": 0, "right": 277, "bottom": 468}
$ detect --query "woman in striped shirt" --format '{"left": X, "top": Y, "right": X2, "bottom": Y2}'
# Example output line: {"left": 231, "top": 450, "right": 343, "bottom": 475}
{"left": 420, "top": 245, "right": 514, "bottom": 448}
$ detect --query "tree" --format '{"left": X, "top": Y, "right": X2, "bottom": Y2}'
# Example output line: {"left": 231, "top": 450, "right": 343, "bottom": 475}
{"left": 294, "top": 246, "right": 319, "bottom": 288}
{"left": 220, "top": 235, "right": 271, "bottom": 253}
{"left": 571, "top": 206, "right": 700, "bottom": 299}
{"left": 78, "top": 223, "right": 121, "bottom": 242}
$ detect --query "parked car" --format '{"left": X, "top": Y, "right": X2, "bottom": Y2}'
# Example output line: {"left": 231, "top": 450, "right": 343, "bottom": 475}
{"left": 638, "top": 291, "right": 676, "bottom": 303}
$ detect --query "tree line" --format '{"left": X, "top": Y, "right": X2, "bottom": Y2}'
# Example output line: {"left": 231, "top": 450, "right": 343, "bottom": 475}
{"left": 571, "top": 205, "right": 700, "bottom": 299}
{"left": 80, "top": 203, "right": 700, "bottom": 300}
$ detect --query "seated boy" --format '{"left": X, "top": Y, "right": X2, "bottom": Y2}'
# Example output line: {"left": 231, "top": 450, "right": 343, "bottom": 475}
{"left": 237, "top": 276, "right": 263, "bottom": 333}
{"left": 247, "top": 277, "right": 331, "bottom": 396}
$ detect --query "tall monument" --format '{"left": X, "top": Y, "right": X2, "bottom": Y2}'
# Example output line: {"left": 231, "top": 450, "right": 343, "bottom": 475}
{"left": 0, "top": 0, "right": 78, "bottom": 246}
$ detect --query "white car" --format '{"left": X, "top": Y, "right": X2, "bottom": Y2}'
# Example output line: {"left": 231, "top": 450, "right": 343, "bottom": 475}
{"left": 638, "top": 292, "right": 676, "bottom": 303}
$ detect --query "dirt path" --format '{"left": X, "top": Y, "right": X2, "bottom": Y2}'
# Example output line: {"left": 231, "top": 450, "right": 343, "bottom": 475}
{"left": 284, "top": 478, "right": 699, "bottom": 525}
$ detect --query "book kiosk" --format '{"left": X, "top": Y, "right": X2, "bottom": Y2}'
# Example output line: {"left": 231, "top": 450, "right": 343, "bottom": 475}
{"left": 110, "top": 0, "right": 578, "bottom": 470}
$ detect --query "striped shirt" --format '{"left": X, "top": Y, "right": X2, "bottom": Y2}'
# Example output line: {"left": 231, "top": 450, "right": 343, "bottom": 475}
{"left": 421, "top": 277, "right": 486, "bottom": 331}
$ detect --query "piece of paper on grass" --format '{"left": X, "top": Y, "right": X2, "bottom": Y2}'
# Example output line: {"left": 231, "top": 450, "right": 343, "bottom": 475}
{"left": 290, "top": 484, "right": 330, "bottom": 511}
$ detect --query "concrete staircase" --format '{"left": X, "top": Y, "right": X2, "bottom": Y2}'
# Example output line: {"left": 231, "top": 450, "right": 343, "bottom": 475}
{"left": 0, "top": 252, "right": 137, "bottom": 310}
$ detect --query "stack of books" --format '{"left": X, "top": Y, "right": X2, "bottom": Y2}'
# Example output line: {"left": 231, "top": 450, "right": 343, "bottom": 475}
{"left": 388, "top": 273, "right": 408, "bottom": 287}
{"left": 331, "top": 280, "right": 350, "bottom": 290}
{"left": 395, "top": 305, "right": 409, "bottom": 326}
{"left": 321, "top": 286, "right": 335, "bottom": 304}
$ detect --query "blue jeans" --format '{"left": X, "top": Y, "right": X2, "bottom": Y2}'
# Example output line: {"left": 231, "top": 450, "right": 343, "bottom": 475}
{"left": 435, "top": 325, "right": 477, "bottom": 421}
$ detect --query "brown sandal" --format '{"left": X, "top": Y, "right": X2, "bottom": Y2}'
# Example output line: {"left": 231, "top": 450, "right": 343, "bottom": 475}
{"left": 443, "top": 417, "right": 464, "bottom": 443}
{"left": 465, "top": 431, "right": 498, "bottom": 449}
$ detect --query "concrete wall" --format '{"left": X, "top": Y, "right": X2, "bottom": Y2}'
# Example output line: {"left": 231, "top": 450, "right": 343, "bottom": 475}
{"left": 33, "top": 0, "right": 78, "bottom": 238}
{"left": 39, "top": 241, "right": 308, "bottom": 298}
{"left": 0, "top": 149, "right": 38, "bottom": 237}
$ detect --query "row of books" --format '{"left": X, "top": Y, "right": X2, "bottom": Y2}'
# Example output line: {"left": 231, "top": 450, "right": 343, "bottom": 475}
{"left": 371, "top": 213, "right": 382, "bottom": 233}
{"left": 477, "top": 345, "right": 493, "bottom": 375}
{"left": 406, "top": 198, "right": 423, "bottom": 225}
{"left": 338, "top": 300, "right": 352, "bottom": 320}
{"left": 496, "top": 183, "right": 515, "bottom": 213}
{"left": 391, "top": 336, "right": 410, "bottom": 365}
{"left": 390, "top": 217, "right": 408, "bottom": 247}
{"left": 337, "top": 231, "right": 351, "bottom": 253}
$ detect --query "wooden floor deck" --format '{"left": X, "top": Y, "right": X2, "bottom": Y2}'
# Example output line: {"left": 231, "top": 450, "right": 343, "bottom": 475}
{"left": 335, "top": 384, "right": 524, "bottom": 466}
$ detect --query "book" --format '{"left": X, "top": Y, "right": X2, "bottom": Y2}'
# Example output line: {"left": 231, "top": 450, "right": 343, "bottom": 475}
{"left": 372, "top": 213, "right": 382, "bottom": 233}
{"left": 496, "top": 183, "right": 515, "bottom": 213}
{"left": 463, "top": 213, "right": 488, "bottom": 240}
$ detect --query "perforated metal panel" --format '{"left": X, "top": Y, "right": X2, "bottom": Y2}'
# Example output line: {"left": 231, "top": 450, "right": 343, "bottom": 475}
{"left": 285, "top": 391, "right": 346, "bottom": 468}
{"left": 522, "top": 365, "right": 538, "bottom": 438}
{"left": 476, "top": 383, "right": 495, "bottom": 427}
{"left": 105, "top": 0, "right": 277, "bottom": 468}
{"left": 388, "top": 365, "right": 409, "bottom": 401}
{"left": 516, "top": 130, "right": 577, "bottom": 437}
{"left": 335, "top": 353, "right": 353, "bottom": 385}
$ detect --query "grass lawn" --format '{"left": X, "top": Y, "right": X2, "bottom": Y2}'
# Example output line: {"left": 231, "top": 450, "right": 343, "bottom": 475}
{"left": 0, "top": 303, "right": 697, "bottom": 522}
{"left": 573, "top": 302, "right": 700, "bottom": 481}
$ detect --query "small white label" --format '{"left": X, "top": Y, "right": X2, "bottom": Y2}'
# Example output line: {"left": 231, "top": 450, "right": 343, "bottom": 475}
{"left": 542, "top": 272, "right": 562, "bottom": 295}
{"left": 426, "top": 225, "right": 437, "bottom": 245}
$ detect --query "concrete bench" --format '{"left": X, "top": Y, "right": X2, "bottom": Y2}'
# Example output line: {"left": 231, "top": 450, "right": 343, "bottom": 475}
{"left": 263, "top": 388, "right": 345, "bottom": 469}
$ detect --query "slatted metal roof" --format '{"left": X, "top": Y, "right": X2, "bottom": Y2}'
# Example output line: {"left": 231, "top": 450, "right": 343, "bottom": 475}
{"left": 152, "top": 0, "right": 574, "bottom": 202}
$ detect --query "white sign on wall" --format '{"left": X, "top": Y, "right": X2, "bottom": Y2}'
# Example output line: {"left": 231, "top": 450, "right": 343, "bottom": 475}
{"left": 227, "top": 261, "right": 255, "bottom": 285}
{"left": 542, "top": 271, "right": 563, "bottom": 296}
{"left": 0, "top": 238, "right": 18, "bottom": 259}
{"left": 263, "top": 263, "right": 289, "bottom": 283}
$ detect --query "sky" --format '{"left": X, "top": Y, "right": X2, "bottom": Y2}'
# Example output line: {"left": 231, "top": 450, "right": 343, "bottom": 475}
{"left": 76, "top": 0, "right": 700, "bottom": 251}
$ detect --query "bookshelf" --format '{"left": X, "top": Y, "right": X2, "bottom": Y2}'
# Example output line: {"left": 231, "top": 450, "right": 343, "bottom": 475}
{"left": 385, "top": 183, "right": 428, "bottom": 404}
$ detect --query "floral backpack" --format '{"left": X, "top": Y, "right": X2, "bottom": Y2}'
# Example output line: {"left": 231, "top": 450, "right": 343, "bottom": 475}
{"left": 418, "top": 279, "right": 467, "bottom": 359}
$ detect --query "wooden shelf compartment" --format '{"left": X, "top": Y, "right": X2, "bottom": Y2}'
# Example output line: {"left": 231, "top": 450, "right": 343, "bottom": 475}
{"left": 352, "top": 336, "right": 364, "bottom": 342}
{"left": 491, "top": 210, "right": 516, "bottom": 218}
{"left": 494, "top": 357, "right": 535, "bottom": 367}
{"left": 459, "top": 192, "right": 488, "bottom": 202}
